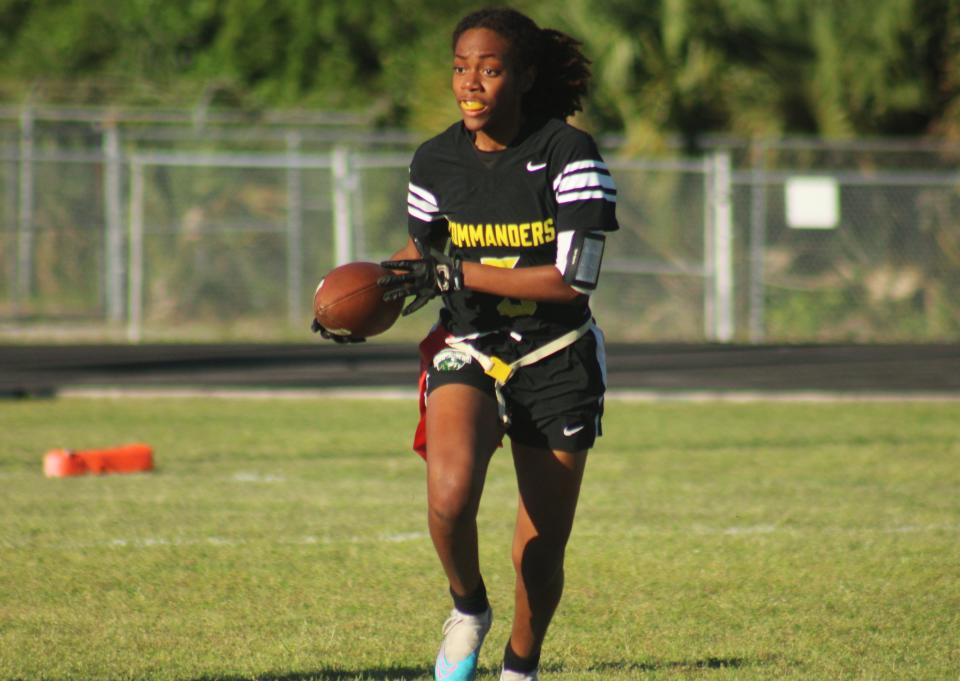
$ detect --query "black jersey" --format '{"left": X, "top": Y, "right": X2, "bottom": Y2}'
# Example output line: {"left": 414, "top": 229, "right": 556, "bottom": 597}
{"left": 407, "top": 118, "right": 618, "bottom": 350}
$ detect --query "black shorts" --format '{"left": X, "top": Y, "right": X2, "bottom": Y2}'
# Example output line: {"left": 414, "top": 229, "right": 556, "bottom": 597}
{"left": 425, "top": 325, "right": 607, "bottom": 451}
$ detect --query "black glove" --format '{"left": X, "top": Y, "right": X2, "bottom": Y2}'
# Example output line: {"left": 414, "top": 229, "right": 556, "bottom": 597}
{"left": 310, "top": 318, "right": 366, "bottom": 344}
{"left": 379, "top": 249, "right": 464, "bottom": 316}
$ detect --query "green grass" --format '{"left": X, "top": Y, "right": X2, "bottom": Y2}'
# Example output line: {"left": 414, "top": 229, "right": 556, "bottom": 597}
{"left": 1, "top": 397, "right": 959, "bottom": 680}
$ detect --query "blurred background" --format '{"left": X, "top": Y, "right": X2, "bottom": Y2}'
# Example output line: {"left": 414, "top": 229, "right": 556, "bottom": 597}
{"left": 1, "top": 0, "right": 958, "bottom": 345}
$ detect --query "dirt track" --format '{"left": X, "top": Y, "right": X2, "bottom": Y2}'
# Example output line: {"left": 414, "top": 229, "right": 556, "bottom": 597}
{"left": 2, "top": 343, "right": 959, "bottom": 398}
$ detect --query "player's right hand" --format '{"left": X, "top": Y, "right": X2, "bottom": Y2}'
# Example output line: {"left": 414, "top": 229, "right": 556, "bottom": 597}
{"left": 310, "top": 318, "right": 366, "bottom": 344}
{"left": 379, "top": 249, "right": 463, "bottom": 317}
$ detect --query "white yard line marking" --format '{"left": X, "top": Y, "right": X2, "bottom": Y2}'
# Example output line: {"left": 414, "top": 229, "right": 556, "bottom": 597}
{"left": 576, "top": 523, "right": 960, "bottom": 539}
{"left": 232, "top": 472, "right": 286, "bottom": 483}
{"left": 2, "top": 531, "right": 432, "bottom": 551}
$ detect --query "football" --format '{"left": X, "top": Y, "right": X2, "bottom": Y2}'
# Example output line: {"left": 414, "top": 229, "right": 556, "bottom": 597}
{"left": 313, "top": 261, "right": 403, "bottom": 338}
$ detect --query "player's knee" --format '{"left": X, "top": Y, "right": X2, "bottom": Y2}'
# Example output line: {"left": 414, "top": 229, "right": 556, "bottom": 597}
{"left": 513, "top": 535, "right": 567, "bottom": 585}
{"left": 428, "top": 475, "right": 477, "bottom": 526}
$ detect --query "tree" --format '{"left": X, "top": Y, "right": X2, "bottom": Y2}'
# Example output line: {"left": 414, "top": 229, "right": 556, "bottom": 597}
{"left": 0, "top": 0, "right": 957, "bottom": 139}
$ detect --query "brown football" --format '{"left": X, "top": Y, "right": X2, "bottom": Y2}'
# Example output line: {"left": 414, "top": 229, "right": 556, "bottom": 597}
{"left": 313, "top": 261, "right": 403, "bottom": 338}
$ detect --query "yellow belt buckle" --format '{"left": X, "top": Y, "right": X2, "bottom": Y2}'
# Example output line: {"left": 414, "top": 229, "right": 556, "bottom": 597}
{"left": 484, "top": 356, "right": 514, "bottom": 384}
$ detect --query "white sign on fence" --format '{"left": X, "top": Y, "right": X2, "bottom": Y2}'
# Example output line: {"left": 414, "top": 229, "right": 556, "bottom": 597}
{"left": 785, "top": 176, "right": 839, "bottom": 229}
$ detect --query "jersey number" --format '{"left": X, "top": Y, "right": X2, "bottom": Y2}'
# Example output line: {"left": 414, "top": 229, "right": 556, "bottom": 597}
{"left": 481, "top": 256, "right": 538, "bottom": 318}
{"left": 497, "top": 298, "right": 537, "bottom": 318}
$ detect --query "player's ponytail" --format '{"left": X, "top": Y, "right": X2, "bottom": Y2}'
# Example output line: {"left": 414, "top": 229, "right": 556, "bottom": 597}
{"left": 526, "top": 28, "right": 591, "bottom": 123}
{"left": 452, "top": 8, "right": 591, "bottom": 124}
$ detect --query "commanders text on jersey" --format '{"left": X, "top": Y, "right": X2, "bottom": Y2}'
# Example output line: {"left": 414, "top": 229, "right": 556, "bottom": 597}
{"left": 448, "top": 218, "right": 556, "bottom": 249}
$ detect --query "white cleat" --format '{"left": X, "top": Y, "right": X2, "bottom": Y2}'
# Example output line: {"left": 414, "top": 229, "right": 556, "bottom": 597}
{"left": 434, "top": 607, "right": 493, "bottom": 681}
{"left": 500, "top": 669, "right": 538, "bottom": 680}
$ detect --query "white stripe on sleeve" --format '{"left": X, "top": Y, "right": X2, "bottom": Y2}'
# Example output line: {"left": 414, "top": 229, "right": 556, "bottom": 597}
{"left": 552, "top": 160, "right": 609, "bottom": 191}
{"left": 552, "top": 160, "right": 617, "bottom": 205}
{"left": 556, "top": 171, "right": 617, "bottom": 193}
{"left": 556, "top": 189, "right": 617, "bottom": 205}
{"left": 555, "top": 231, "right": 575, "bottom": 275}
{"left": 408, "top": 183, "right": 438, "bottom": 208}
{"left": 408, "top": 205, "right": 438, "bottom": 222}
{"left": 407, "top": 182, "right": 442, "bottom": 222}
{"left": 408, "top": 192, "right": 439, "bottom": 215}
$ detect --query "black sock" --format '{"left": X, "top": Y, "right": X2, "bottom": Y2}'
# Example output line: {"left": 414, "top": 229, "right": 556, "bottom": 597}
{"left": 450, "top": 578, "right": 489, "bottom": 615}
{"left": 503, "top": 640, "right": 540, "bottom": 674}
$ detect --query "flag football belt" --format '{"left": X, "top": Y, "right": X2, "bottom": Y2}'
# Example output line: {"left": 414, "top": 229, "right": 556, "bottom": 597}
{"left": 445, "top": 319, "right": 593, "bottom": 426}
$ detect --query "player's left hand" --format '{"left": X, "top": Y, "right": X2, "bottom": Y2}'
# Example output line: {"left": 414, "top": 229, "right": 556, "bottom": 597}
{"left": 310, "top": 318, "right": 366, "bottom": 343}
{"left": 378, "top": 250, "right": 463, "bottom": 316}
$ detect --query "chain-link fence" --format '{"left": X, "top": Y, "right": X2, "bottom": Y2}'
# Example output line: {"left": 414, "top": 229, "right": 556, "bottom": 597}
{"left": 2, "top": 107, "right": 959, "bottom": 343}
{"left": 738, "top": 169, "right": 960, "bottom": 342}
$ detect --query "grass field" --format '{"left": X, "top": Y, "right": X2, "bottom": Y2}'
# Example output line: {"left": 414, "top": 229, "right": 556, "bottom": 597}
{"left": 2, "top": 397, "right": 958, "bottom": 680}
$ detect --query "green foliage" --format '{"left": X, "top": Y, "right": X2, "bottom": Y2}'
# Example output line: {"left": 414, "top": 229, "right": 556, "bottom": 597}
{"left": 541, "top": 0, "right": 959, "bottom": 147}
{"left": 0, "top": 0, "right": 958, "bottom": 138}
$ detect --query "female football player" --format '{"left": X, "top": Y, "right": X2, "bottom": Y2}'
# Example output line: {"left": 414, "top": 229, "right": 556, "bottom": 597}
{"left": 318, "top": 7, "right": 619, "bottom": 680}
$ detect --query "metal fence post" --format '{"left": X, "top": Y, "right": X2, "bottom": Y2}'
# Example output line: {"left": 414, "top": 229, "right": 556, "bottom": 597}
{"left": 705, "top": 150, "right": 734, "bottom": 342}
{"left": 16, "top": 105, "right": 33, "bottom": 308}
{"left": 331, "top": 146, "right": 354, "bottom": 266}
{"left": 126, "top": 159, "right": 144, "bottom": 343}
{"left": 4, "top": 137, "right": 16, "bottom": 310}
{"left": 286, "top": 132, "right": 303, "bottom": 325}
{"left": 103, "top": 120, "right": 124, "bottom": 322}
{"left": 748, "top": 142, "right": 768, "bottom": 342}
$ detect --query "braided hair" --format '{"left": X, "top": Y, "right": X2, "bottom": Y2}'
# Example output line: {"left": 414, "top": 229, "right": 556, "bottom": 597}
{"left": 452, "top": 7, "right": 591, "bottom": 124}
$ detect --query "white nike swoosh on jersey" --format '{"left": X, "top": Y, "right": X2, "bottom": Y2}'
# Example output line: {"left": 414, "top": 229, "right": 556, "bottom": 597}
{"left": 563, "top": 423, "right": 585, "bottom": 436}
{"left": 526, "top": 161, "right": 547, "bottom": 172}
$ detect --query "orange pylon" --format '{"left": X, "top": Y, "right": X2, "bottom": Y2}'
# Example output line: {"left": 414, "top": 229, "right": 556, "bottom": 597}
{"left": 44, "top": 443, "right": 154, "bottom": 477}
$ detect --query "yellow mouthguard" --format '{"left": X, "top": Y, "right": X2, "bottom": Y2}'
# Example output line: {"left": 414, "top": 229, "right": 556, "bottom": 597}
{"left": 460, "top": 101, "right": 484, "bottom": 112}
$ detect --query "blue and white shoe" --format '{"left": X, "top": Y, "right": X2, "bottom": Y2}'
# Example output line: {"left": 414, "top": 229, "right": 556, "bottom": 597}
{"left": 434, "top": 607, "right": 492, "bottom": 681}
